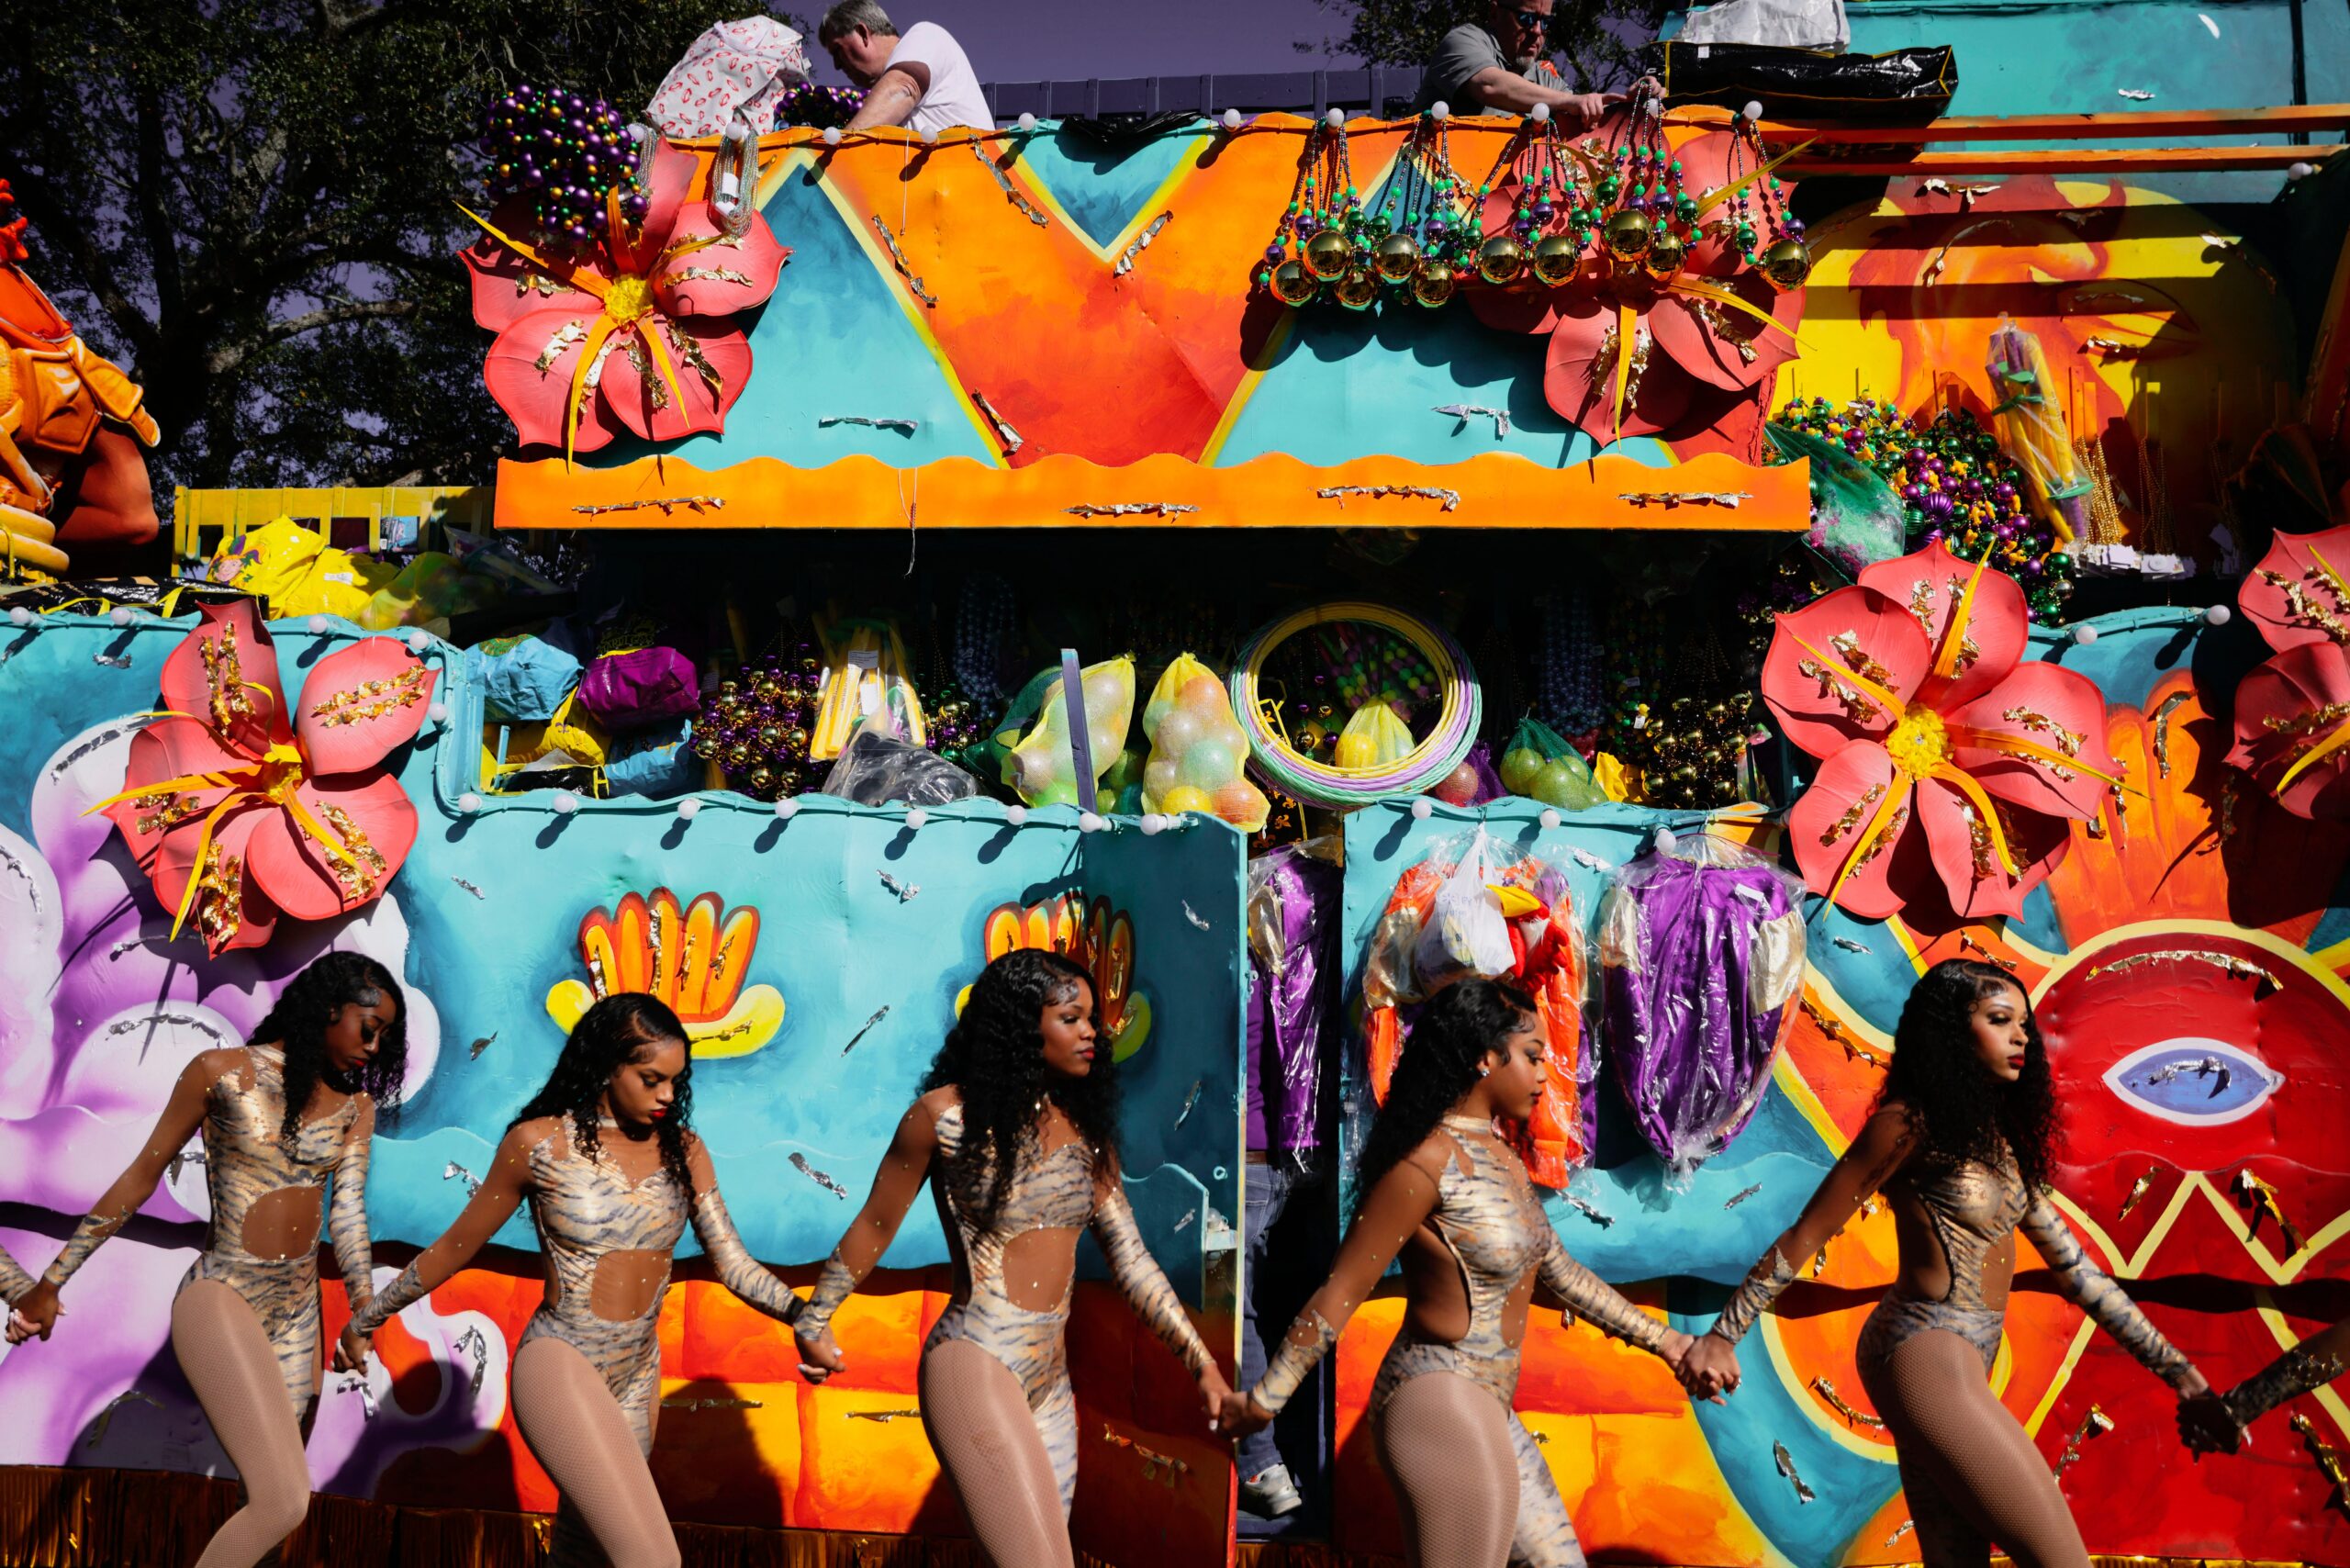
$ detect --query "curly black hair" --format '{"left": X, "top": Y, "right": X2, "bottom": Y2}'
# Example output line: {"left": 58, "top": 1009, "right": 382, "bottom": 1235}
{"left": 1879, "top": 958, "right": 2059, "bottom": 1191}
{"left": 512, "top": 993, "right": 696, "bottom": 1193}
{"left": 921, "top": 948, "right": 1119, "bottom": 1229}
{"left": 250, "top": 952, "right": 409, "bottom": 1141}
{"left": 1351, "top": 978, "right": 1538, "bottom": 1217}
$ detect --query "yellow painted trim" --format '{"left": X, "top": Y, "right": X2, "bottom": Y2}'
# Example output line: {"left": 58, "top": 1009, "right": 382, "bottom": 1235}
{"left": 2028, "top": 917, "right": 2350, "bottom": 1014}
{"left": 1198, "top": 312, "right": 1302, "bottom": 466}
{"left": 1772, "top": 1047, "right": 1851, "bottom": 1160}
{"left": 1805, "top": 967, "right": 1898, "bottom": 1058}
{"left": 1003, "top": 132, "right": 1217, "bottom": 265}
{"left": 1760, "top": 1313, "right": 1900, "bottom": 1463}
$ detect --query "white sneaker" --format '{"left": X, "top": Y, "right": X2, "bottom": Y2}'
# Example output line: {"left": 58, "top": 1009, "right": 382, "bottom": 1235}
{"left": 1241, "top": 1462, "right": 1304, "bottom": 1517}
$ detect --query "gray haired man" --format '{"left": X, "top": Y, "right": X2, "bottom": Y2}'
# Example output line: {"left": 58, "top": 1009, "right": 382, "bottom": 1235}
{"left": 820, "top": 2, "right": 992, "bottom": 135}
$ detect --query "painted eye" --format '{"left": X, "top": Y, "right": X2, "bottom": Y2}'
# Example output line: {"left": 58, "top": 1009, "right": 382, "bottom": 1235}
{"left": 2103, "top": 1038, "right": 2282, "bottom": 1126}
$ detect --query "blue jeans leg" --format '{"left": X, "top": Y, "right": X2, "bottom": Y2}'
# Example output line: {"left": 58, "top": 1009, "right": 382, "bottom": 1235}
{"left": 1237, "top": 1161, "right": 1293, "bottom": 1479}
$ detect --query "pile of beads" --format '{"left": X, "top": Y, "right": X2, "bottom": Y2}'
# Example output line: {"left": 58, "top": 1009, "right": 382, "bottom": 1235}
{"left": 1535, "top": 588, "right": 1606, "bottom": 741}
{"left": 482, "top": 84, "right": 646, "bottom": 252}
{"left": 777, "top": 83, "right": 865, "bottom": 129}
{"left": 695, "top": 644, "right": 823, "bottom": 800}
{"left": 1314, "top": 622, "right": 1438, "bottom": 715}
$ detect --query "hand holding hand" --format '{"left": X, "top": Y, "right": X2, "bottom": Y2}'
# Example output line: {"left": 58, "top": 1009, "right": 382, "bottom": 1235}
{"left": 1217, "top": 1388, "right": 1275, "bottom": 1440}
{"left": 7, "top": 1283, "right": 59, "bottom": 1344}
{"left": 795, "top": 1327, "right": 845, "bottom": 1384}
{"left": 332, "top": 1323, "right": 370, "bottom": 1374}
{"left": 1678, "top": 1333, "right": 1741, "bottom": 1401}
{"left": 2177, "top": 1391, "right": 2244, "bottom": 1456}
{"left": 1196, "top": 1366, "right": 1237, "bottom": 1428}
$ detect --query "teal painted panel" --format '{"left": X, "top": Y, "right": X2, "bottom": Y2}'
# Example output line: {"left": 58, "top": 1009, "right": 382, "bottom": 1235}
{"left": 1012, "top": 120, "right": 1208, "bottom": 251}
{"left": 583, "top": 162, "right": 994, "bottom": 474}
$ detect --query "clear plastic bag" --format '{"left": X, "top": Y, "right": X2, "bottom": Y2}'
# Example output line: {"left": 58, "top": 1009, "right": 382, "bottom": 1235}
{"left": 1498, "top": 715, "right": 1605, "bottom": 809}
{"left": 1675, "top": 0, "right": 1849, "bottom": 51}
{"left": 1986, "top": 316, "right": 2090, "bottom": 543}
{"left": 1336, "top": 699, "right": 1414, "bottom": 770}
{"left": 1142, "top": 652, "right": 1269, "bottom": 829}
{"left": 1003, "top": 655, "right": 1135, "bottom": 807}
{"left": 1599, "top": 832, "right": 1807, "bottom": 1180}
{"left": 1414, "top": 832, "right": 1516, "bottom": 991}
{"left": 821, "top": 720, "right": 979, "bottom": 806}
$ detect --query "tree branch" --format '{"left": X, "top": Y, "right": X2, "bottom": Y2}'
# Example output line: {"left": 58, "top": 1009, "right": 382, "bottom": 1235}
{"left": 136, "top": 100, "right": 185, "bottom": 319}
{"left": 266, "top": 297, "right": 420, "bottom": 342}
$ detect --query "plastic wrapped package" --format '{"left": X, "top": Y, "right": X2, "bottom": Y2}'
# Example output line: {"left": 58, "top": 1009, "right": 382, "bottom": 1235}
{"left": 1654, "top": 40, "right": 1956, "bottom": 121}
{"left": 1498, "top": 716, "right": 1606, "bottom": 809}
{"left": 484, "top": 689, "right": 609, "bottom": 794}
{"left": 1141, "top": 653, "right": 1270, "bottom": 828}
{"left": 357, "top": 551, "right": 502, "bottom": 633}
{"left": 464, "top": 632, "right": 583, "bottom": 722}
{"left": 604, "top": 718, "right": 699, "bottom": 799}
{"left": 1335, "top": 699, "right": 1414, "bottom": 770}
{"left": 1599, "top": 833, "right": 1806, "bottom": 1179}
{"left": 1003, "top": 655, "right": 1135, "bottom": 808}
{"left": 821, "top": 722, "right": 979, "bottom": 807}
{"left": 211, "top": 516, "right": 395, "bottom": 620}
{"left": 811, "top": 618, "right": 928, "bottom": 759}
{"left": 577, "top": 645, "right": 700, "bottom": 733}
{"left": 1246, "top": 841, "right": 1343, "bottom": 1158}
{"left": 1675, "top": 0, "right": 1848, "bottom": 50}
{"left": 1986, "top": 317, "right": 2091, "bottom": 543}
{"left": 1360, "top": 829, "right": 1594, "bottom": 1186}
{"left": 1766, "top": 421, "right": 1908, "bottom": 573}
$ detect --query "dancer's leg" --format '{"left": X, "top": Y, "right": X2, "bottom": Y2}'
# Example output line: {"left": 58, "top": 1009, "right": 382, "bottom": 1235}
{"left": 1505, "top": 1411, "right": 1586, "bottom": 1568}
{"left": 510, "top": 1336, "right": 680, "bottom": 1568}
{"left": 1375, "top": 1372, "right": 1518, "bottom": 1568}
{"left": 918, "top": 1338, "right": 1074, "bottom": 1568}
{"left": 172, "top": 1281, "right": 314, "bottom": 1568}
{"left": 1869, "top": 1328, "right": 2089, "bottom": 1568}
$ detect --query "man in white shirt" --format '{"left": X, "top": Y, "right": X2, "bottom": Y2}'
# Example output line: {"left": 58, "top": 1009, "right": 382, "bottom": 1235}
{"left": 821, "top": 2, "right": 991, "bottom": 135}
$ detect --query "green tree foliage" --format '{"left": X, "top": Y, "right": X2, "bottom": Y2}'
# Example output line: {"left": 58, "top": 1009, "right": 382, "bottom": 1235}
{"left": 0, "top": 0, "right": 800, "bottom": 494}
{"left": 1312, "top": 0, "right": 1667, "bottom": 89}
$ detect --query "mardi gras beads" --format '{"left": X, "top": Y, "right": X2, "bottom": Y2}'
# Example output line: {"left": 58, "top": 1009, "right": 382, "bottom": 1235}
{"left": 483, "top": 83, "right": 646, "bottom": 253}
{"left": 696, "top": 643, "right": 824, "bottom": 800}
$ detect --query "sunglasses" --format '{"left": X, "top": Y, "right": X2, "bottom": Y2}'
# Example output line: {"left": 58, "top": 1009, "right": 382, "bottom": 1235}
{"left": 1511, "top": 8, "right": 1550, "bottom": 28}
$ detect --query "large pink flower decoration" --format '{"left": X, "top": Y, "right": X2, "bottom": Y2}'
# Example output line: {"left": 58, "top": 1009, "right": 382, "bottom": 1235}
{"left": 95, "top": 602, "right": 437, "bottom": 955}
{"left": 2230, "top": 524, "right": 2350, "bottom": 818}
{"left": 460, "top": 141, "right": 789, "bottom": 459}
{"left": 1762, "top": 542, "right": 2123, "bottom": 920}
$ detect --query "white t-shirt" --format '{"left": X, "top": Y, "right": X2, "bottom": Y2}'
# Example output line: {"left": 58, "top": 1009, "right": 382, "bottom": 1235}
{"left": 887, "top": 21, "right": 990, "bottom": 134}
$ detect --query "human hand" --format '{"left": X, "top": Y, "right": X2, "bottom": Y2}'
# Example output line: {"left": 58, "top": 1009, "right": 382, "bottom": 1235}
{"left": 1197, "top": 1368, "right": 1238, "bottom": 1429}
{"left": 332, "top": 1323, "right": 370, "bottom": 1374}
{"left": 795, "top": 1327, "right": 845, "bottom": 1383}
{"left": 1559, "top": 92, "right": 1620, "bottom": 130}
{"left": 1217, "top": 1389, "right": 1275, "bottom": 1440}
{"left": 2177, "top": 1391, "right": 2244, "bottom": 1456}
{"left": 6, "top": 1283, "right": 59, "bottom": 1343}
{"left": 1678, "top": 1334, "right": 1741, "bottom": 1401}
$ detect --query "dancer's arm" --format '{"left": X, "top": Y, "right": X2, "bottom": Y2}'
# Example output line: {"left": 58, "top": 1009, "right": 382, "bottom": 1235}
{"left": 2183, "top": 1319, "right": 2350, "bottom": 1453}
{"left": 7, "top": 1051, "right": 222, "bottom": 1340}
{"left": 794, "top": 1093, "right": 944, "bottom": 1377}
{"left": 329, "top": 1096, "right": 378, "bottom": 1371}
{"left": 1090, "top": 1159, "right": 1222, "bottom": 1386}
{"left": 1537, "top": 1233, "right": 1688, "bottom": 1364}
{"left": 1241, "top": 1149, "right": 1443, "bottom": 1422}
{"left": 685, "top": 1135, "right": 802, "bottom": 1326}
{"left": 0, "top": 1247, "right": 31, "bottom": 1304}
{"left": 349, "top": 1123, "right": 537, "bottom": 1340}
{"left": 2018, "top": 1195, "right": 2207, "bottom": 1394}
{"left": 1683, "top": 1105, "right": 1920, "bottom": 1394}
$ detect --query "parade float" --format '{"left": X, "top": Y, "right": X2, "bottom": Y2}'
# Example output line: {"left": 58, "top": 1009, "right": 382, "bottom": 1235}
{"left": 2, "top": 1, "right": 2349, "bottom": 1564}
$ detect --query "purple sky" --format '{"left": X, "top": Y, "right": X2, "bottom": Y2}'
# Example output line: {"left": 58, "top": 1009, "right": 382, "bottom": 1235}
{"left": 800, "top": 0, "right": 1366, "bottom": 84}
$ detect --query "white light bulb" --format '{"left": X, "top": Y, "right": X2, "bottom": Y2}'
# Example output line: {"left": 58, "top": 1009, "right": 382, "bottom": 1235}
{"left": 1539, "top": 808, "right": 1561, "bottom": 831}
{"left": 2289, "top": 162, "right": 2316, "bottom": 181}
{"left": 676, "top": 798, "right": 701, "bottom": 821}
{"left": 1138, "top": 813, "right": 1164, "bottom": 835}
{"left": 1430, "top": 101, "right": 1449, "bottom": 121}
{"left": 1079, "top": 812, "right": 1105, "bottom": 834}
{"left": 2204, "top": 604, "right": 2233, "bottom": 626}
{"left": 1654, "top": 827, "right": 1679, "bottom": 855}
{"left": 919, "top": 124, "right": 937, "bottom": 142}
{"left": 109, "top": 607, "right": 133, "bottom": 627}
{"left": 822, "top": 126, "right": 843, "bottom": 146}
{"left": 1410, "top": 799, "right": 1434, "bottom": 820}
{"left": 1741, "top": 100, "right": 1764, "bottom": 123}
{"left": 1221, "top": 107, "right": 1242, "bottom": 130}
{"left": 455, "top": 792, "right": 483, "bottom": 814}
{"left": 1005, "top": 804, "right": 1028, "bottom": 827}
{"left": 405, "top": 631, "right": 431, "bottom": 654}
{"left": 775, "top": 796, "right": 800, "bottom": 819}
{"left": 1529, "top": 102, "right": 1550, "bottom": 123}
{"left": 1325, "top": 107, "right": 1344, "bottom": 129}
{"left": 905, "top": 807, "right": 928, "bottom": 831}
{"left": 2073, "top": 624, "right": 2099, "bottom": 646}
{"left": 308, "top": 615, "right": 330, "bottom": 635}
{"left": 6, "top": 608, "right": 31, "bottom": 628}
{"left": 551, "top": 791, "right": 578, "bottom": 815}
{"left": 427, "top": 701, "right": 449, "bottom": 724}
{"left": 1018, "top": 111, "right": 1038, "bottom": 133}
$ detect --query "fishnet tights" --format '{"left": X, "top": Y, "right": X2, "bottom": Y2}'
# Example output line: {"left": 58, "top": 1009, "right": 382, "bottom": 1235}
{"left": 919, "top": 1338, "right": 1074, "bottom": 1568}
{"left": 511, "top": 1337, "right": 681, "bottom": 1568}
{"left": 1376, "top": 1371, "right": 1520, "bottom": 1568}
{"left": 1865, "top": 1328, "right": 2091, "bottom": 1568}
{"left": 173, "top": 1281, "right": 314, "bottom": 1568}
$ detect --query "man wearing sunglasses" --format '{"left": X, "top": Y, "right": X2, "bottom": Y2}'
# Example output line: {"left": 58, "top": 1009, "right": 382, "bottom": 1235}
{"left": 1416, "top": 0, "right": 1626, "bottom": 126}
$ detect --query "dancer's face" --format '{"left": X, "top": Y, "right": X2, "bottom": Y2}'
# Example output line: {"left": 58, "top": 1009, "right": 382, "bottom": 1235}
{"left": 1480, "top": 1010, "right": 1549, "bottom": 1120}
{"left": 604, "top": 1036, "right": 688, "bottom": 1128}
{"left": 323, "top": 988, "right": 397, "bottom": 1077}
{"left": 1968, "top": 980, "right": 2032, "bottom": 1082}
{"left": 1037, "top": 980, "right": 1099, "bottom": 1081}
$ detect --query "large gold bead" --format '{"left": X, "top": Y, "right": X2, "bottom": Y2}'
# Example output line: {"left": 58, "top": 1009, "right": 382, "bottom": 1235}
{"left": 1604, "top": 207, "right": 1653, "bottom": 262}
{"left": 1475, "top": 233, "right": 1526, "bottom": 285}
{"left": 1531, "top": 232, "right": 1582, "bottom": 285}
{"left": 1412, "top": 258, "right": 1457, "bottom": 308}
{"left": 1304, "top": 229, "right": 1352, "bottom": 281}
{"left": 1270, "top": 259, "right": 1318, "bottom": 307}
{"left": 1335, "top": 264, "right": 1381, "bottom": 310}
{"left": 1374, "top": 231, "right": 1421, "bottom": 282}
{"left": 1642, "top": 229, "right": 1688, "bottom": 280}
{"left": 1761, "top": 236, "right": 1812, "bottom": 292}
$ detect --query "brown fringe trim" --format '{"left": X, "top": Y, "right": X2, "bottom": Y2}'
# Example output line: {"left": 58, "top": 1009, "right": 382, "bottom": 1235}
{"left": 0, "top": 1466, "right": 995, "bottom": 1568}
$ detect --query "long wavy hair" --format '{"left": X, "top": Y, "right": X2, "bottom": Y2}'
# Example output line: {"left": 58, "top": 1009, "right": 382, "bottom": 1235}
{"left": 1879, "top": 958, "right": 2059, "bottom": 1191}
{"left": 511, "top": 994, "right": 696, "bottom": 1193}
{"left": 251, "top": 952, "right": 409, "bottom": 1141}
{"left": 1351, "top": 978, "right": 1538, "bottom": 1217}
{"left": 921, "top": 949, "right": 1119, "bottom": 1228}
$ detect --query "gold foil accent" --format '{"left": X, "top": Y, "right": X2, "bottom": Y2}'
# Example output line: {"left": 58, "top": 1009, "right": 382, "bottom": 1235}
{"left": 314, "top": 803, "right": 387, "bottom": 902}
{"left": 1811, "top": 1375, "right": 1886, "bottom": 1429}
{"left": 665, "top": 320, "right": 724, "bottom": 399}
{"left": 2117, "top": 1167, "right": 2159, "bottom": 1221}
{"left": 1100, "top": 1423, "right": 1189, "bottom": 1487}
{"left": 201, "top": 624, "right": 256, "bottom": 733}
{"left": 1798, "top": 658, "right": 1878, "bottom": 723}
{"left": 2257, "top": 566, "right": 2350, "bottom": 647}
{"left": 2233, "top": 1168, "right": 2307, "bottom": 1257}
{"left": 193, "top": 851, "right": 245, "bottom": 949}
{"left": 1821, "top": 784, "right": 1885, "bottom": 846}
{"left": 533, "top": 319, "right": 590, "bottom": 373}
{"left": 1957, "top": 931, "right": 2019, "bottom": 971}
{"left": 2054, "top": 1404, "right": 2117, "bottom": 1477}
{"left": 2152, "top": 690, "right": 2192, "bottom": 778}
{"left": 308, "top": 666, "right": 432, "bottom": 728}
{"left": 2292, "top": 1412, "right": 2350, "bottom": 1511}
{"left": 665, "top": 266, "right": 755, "bottom": 289}
{"left": 2087, "top": 949, "right": 2277, "bottom": 988}
{"left": 1830, "top": 630, "right": 1896, "bottom": 686}
{"left": 2001, "top": 705, "right": 2086, "bottom": 781}
{"left": 2262, "top": 700, "right": 2350, "bottom": 744}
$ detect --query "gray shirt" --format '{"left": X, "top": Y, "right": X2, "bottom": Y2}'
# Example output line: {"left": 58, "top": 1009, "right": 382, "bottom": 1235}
{"left": 1416, "top": 21, "right": 1568, "bottom": 111}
